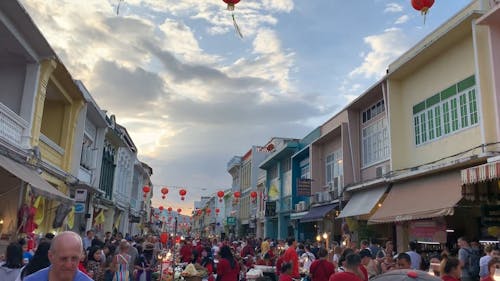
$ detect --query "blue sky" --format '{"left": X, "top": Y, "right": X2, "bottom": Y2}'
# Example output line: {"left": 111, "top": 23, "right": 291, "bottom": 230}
{"left": 21, "top": 0, "right": 473, "bottom": 210}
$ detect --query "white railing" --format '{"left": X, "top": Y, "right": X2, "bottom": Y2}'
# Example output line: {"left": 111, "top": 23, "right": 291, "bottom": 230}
{"left": 40, "top": 134, "right": 65, "bottom": 155}
{"left": 0, "top": 102, "right": 28, "bottom": 146}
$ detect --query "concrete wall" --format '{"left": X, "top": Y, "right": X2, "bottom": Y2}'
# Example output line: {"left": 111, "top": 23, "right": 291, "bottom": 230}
{"left": 0, "top": 63, "right": 25, "bottom": 114}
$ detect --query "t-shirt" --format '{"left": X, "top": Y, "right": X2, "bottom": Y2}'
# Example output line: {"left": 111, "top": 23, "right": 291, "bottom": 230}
{"left": 216, "top": 258, "right": 240, "bottom": 281}
{"left": 358, "top": 265, "right": 368, "bottom": 281}
{"left": 282, "top": 246, "right": 300, "bottom": 278}
{"left": 405, "top": 251, "right": 421, "bottom": 270}
{"left": 479, "top": 255, "right": 492, "bottom": 278}
{"left": 329, "top": 272, "right": 363, "bottom": 281}
{"left": 310, "top": 259, "right": 335, "bottom": 281}
{"left": 24, "top": 266, "right": 92, "bottom": 281}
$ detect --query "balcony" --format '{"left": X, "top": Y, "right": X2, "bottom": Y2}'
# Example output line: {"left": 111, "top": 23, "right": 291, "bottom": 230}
{"left": 0, "top": 102, "right": 29, "bottom": 148}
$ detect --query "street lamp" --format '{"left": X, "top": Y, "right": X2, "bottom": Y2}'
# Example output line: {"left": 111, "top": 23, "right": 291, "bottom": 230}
{"left": 322, "top": 232, "right": 329, "bottom": 250}
{"left": 316, "top": 235, "right": 321, "bottom": 242}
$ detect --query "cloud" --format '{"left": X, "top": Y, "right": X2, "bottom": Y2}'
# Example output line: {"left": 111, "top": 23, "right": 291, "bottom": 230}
{"left": 384, "top": 3, "right": 403, "bottom": 13}
{"left": 349, "top": 28, "right": 410, "bottom": 79}
{"left": 395, "top": 14, "right": 410, "bottom": 24}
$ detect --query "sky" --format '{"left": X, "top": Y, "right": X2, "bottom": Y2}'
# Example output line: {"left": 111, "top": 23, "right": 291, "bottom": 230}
{"left": 20, "top": 0, "right": 473, "bottom": 212}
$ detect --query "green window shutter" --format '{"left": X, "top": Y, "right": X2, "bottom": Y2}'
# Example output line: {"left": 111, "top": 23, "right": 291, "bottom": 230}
{"left": 460, "top": 94, "right": 468, "bottom": 128}
{"left": 451, "top": 98, "right": 459, "bottom": 131}
{"left": 413, "top": 101, "right": 426, "bottom": 115}
{"left": 443, "top": 102, "right": 451, "bottom": 134}
{"left": 458, "top": 75, "right": 475, "bottom": 92}
{"left": 414, "top": 116, "right": 421, "bottom": 145}
{"left": 428, "top": 110, "right": 435, "bottom": 140}
{"left": 435, "top": 106, "right": 442, "bottom": 138}
{"left": 420, "top": 113, "right": 427, "bottom": 143}
{"left": 426, "top": 93, "right": 441, "bottom": 108}
{"left": 469, "top": 89, "right": 478, "bottom": 125}
{"left": 441, "top": 85, "right": 458, "bottom": 100}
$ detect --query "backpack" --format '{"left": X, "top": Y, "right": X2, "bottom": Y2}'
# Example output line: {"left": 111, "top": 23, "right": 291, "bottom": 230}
{"left": 463, "top": 248, "right": 480, "bottom": 277}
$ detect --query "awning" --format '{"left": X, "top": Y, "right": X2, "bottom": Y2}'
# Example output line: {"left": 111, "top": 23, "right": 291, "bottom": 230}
{"left": 290, "top": 211, "right": 308, "bottom": 221}
{"left": 0, "top": 154, "right": 73, "bottom": 204}
{"left": 461, "top": 161, "right": 500, "bottom": 185}
{"left": 369, "top": 171, "right": 462, "bottom": 224}
{"left": 337, "top": 185, "right": 387, "bottom": 219}
{"left": 301, "top": 203, "right": 338, "bottom": 223}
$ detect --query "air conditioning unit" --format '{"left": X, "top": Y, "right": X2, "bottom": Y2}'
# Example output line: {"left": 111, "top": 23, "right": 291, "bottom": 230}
{"left": 295, "top": 204, "right": 301, "bottom": 212}
{"left": 314, "top": 192, "right": 322, "bottom": 203}
{"left": 321, "top": 191, "right": 331, "bottom": 202}
{"left": 376, "top": 165, "right": 390, "bottom": 178}
{"left": 298, "top": 201, "right": 306, "bottom": 211}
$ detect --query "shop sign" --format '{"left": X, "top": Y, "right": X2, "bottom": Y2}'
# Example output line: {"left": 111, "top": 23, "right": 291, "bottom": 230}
{"left": 227, "top": 216, "right": 236, "bottom": 225}
{"left": 74, "top": 202, "right": 86, "bottom": 214}
{"left": 265, "top": 201, "right": 276, "bottom": 217}
{"left": 297, "top": 178, "right": 312, "bottom": 196}
{"left": 74, "top": 189, "right": 88, "bottom": 202}
{"left": 481, "top": 205, "right": 500, "bottom": 227}
{"left": 409, "top": 219, "right": 446, "bottom": 243}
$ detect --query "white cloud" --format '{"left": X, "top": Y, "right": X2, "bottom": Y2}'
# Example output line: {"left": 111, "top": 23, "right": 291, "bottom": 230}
{"left": 384, "top": 3, "right": 403, "bottom": 13}
{"left": 349, "top": 28, "right": 410, "bottom": 79}
{"left": 395, "top": 14, "right": 410, "bottom": 24}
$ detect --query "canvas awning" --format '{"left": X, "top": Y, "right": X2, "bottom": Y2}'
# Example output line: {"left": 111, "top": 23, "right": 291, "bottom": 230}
{"left": 301, "top": 203, "right": 338, "bottom": 223}
{"left": 369, "top": 171, "right": 462, "bottom": 224}
{"left": 337, "top": 185, "right": 387, "bottom": 219}
{"left": 461, "top": 161, "right": 500, "bottom": 185}
{"left": 0, "top": 154, "right": 73, "bottom": 204}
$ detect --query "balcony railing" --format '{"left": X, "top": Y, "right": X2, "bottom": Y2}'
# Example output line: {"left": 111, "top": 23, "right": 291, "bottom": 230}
{"left": 0, "top": 102, "right": 28, "bottom": 147}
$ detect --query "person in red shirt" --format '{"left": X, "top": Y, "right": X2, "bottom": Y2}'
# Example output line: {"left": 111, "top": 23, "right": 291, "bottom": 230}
{"left": 180, "top": 240, "right": 193, "bottom": 263}
{"left": 282, "top": 237, "right": 300, "bottom": 279}
{"left": 329, "top": 254, "right": 363, "bottom": 281}
{"left": 279, "top": 262, "right": 294, "bottom": 281}
{"left": 241, "top": 239, "right": 255, "bottom": 258}
{"left": 309, "top": 248, "right": 335, "bottom": 281}
{"left": 217, "top": 245, "right": 240, "bottom": 281}
{"left": 440, "top": 256, "right": 461, "bottom": 281}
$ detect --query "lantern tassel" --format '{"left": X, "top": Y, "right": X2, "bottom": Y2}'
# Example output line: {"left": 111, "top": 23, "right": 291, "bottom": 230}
{"left": 421, "top": 7, "right": 429, "bottom": 25}
{"left": 232, "top": 13, "right": 243, "bottom": 38}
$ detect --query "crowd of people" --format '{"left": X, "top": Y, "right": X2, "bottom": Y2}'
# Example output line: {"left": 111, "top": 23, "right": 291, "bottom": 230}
{"left": 0, "top": 231, "right": 499, "bottom": 281}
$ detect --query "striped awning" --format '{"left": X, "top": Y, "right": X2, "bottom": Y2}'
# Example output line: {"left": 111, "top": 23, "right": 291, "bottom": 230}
{"left": 461, "top": 161, "right": 500, "bottom": 185}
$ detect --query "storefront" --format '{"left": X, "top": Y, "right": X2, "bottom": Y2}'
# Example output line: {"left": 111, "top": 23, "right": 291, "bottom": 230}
{"left": 368, "top": 170, "right": 472, "bottom": 257}
{"left": 300, "top": 202, "right": 339, "bottom": 243}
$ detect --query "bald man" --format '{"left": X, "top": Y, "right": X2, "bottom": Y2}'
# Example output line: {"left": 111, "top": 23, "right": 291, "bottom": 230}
{"left": 25, "top": 231, "right": 92, "bottom": 281}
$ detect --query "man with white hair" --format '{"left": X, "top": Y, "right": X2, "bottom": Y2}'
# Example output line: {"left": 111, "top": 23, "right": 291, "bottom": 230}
{"left": 25, "top": 231, "right": 92, "bottom": 281}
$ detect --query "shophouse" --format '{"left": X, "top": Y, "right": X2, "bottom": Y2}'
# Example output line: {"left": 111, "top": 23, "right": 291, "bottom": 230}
{"left": 366, "top": 0, "right": 498, "bottom": 254}
{"left": 0, "top": 0, "right": 74, "bottom": 252}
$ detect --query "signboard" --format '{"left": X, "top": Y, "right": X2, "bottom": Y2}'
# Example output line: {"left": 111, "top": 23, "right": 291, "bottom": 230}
{"left": 74, "top": 189, "right": 88, "bottom": 202}
{"left": 409, "top": 219, "right": 446, "bottom": 243}
{"left": 74, "top": 203, "right": 86, "bottom": 214}
{"left": 265, "top": 201, "right": 276, "bottom": 217}
{"left": 297, "top": 178, "right": 312, "bottom": 196}
{"left": 481, "top": 205, "right": 500, "bottom": 227}
{"left": 227, "top": 216, "right": 236, "bottom": 226}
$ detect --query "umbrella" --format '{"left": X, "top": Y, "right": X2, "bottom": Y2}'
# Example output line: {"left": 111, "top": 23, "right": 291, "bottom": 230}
{"left": 371, "top": 270, "right": 441, "bottom": 281}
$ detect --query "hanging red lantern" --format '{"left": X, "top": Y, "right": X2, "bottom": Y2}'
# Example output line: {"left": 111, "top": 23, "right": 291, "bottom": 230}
{"left": 160, "top": 232, "right": 168, "bottom": 244}
{"left": 234, "top": 191, "right": 241, "bottom": 198}
{"left": 197, "top": 209, "right": 203, "bottom": 215}
{"left": 206, "top": 209, "right": 211, "bottom": 215}
{"left": 215, "top": 208, "right": 220, "bottom": 215}
{"left": 142, "top": 186, "right": 151, "bottom": 198}
{"left": 217, "top": 190, "right": 225, "bottom": 202}
{"left": 179, "top": 189, "right": 187, "bottom": 201}
{"left": 250, "top": 191, "right": 257, "bottom": 201}
{"left": 411, "top": 0, "right": 434, "bottom": 21}
{"left": 159, "top": 206, "right": 164, "bottom": 211}
{"left": 222, "top": 0, "right": 240, "bottom": 11}
{"left": 167, "top": 207, "right": 172, "bottom": 214}
{"left": 177, "top": 208, "right": 182, "bottom": 214}
{"left": 161, "top": 187, "right": 169, "bottom": 199}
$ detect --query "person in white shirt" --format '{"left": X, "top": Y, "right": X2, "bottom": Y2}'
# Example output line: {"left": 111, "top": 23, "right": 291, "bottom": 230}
{"left": 405, "top": 241, "right": 421, "bottom": 270}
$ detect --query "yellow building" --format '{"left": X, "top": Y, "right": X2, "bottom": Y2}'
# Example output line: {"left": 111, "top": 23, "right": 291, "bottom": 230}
{"left": 368, "top": 0, "right": 498, "bottom": 252}
{"left": 30, "top": 59, "right": 85, "bottom": 234}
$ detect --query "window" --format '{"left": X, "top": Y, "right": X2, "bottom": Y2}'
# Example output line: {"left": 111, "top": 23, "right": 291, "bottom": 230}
{"left": 80, "top": 135, "right": 94, "bottom": 169}
{"left": 412, "top": 75, "right": 478, "bottom": 146}
{"left": 362, "top": 118, "right": 390, "bottom": 166}
{"left": 325, "top": 150, "right": 342, "bottom": 184}
{"left": 362, "top": 99, "right": 385, "bottom": 123}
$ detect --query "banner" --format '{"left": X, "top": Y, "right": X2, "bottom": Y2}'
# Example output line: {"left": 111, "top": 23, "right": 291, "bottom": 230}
{"left": 297, "top": 178, "right": 312, "bottom": 196}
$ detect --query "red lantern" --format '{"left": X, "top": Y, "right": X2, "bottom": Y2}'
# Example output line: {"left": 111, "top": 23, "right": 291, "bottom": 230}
{"left": 206, "top": 209, "right": 211, "bottom": 214}
{"left": 142, "top": 186, "right": 151, "bottom": 198}
{"left": 234, "top": 191, "right": 241, "bottom": 198}
{"left": 159, "top": 206, "right": 164, "bottom": 211}
{"left": 197, "top": 209, "right": 203, "bottom": 215}
{"left": 217, "top": 190, "right": 225, "bottom": 202}
{"left": 179, "top": 189, "right": 187, "bottom": 201}
{"left": 177, "top": 208, "right": 182, "bottom": 214}
{"left": 223, "top": 0, "right": 240, "bottom": 11}
{"left": 411, "top": 0, "right": 434, "bottom": 18}
{"left": 167, "top": 207, "right": 172, "bottom": 214}
{"left": 250, "top": 191, "right": 257, "bottom": 200}
{"left": 215, "top": 208, "right": 220, "bottom": 215}
{"left": 161, "top": 187, "right": 169, "bottom": 199}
